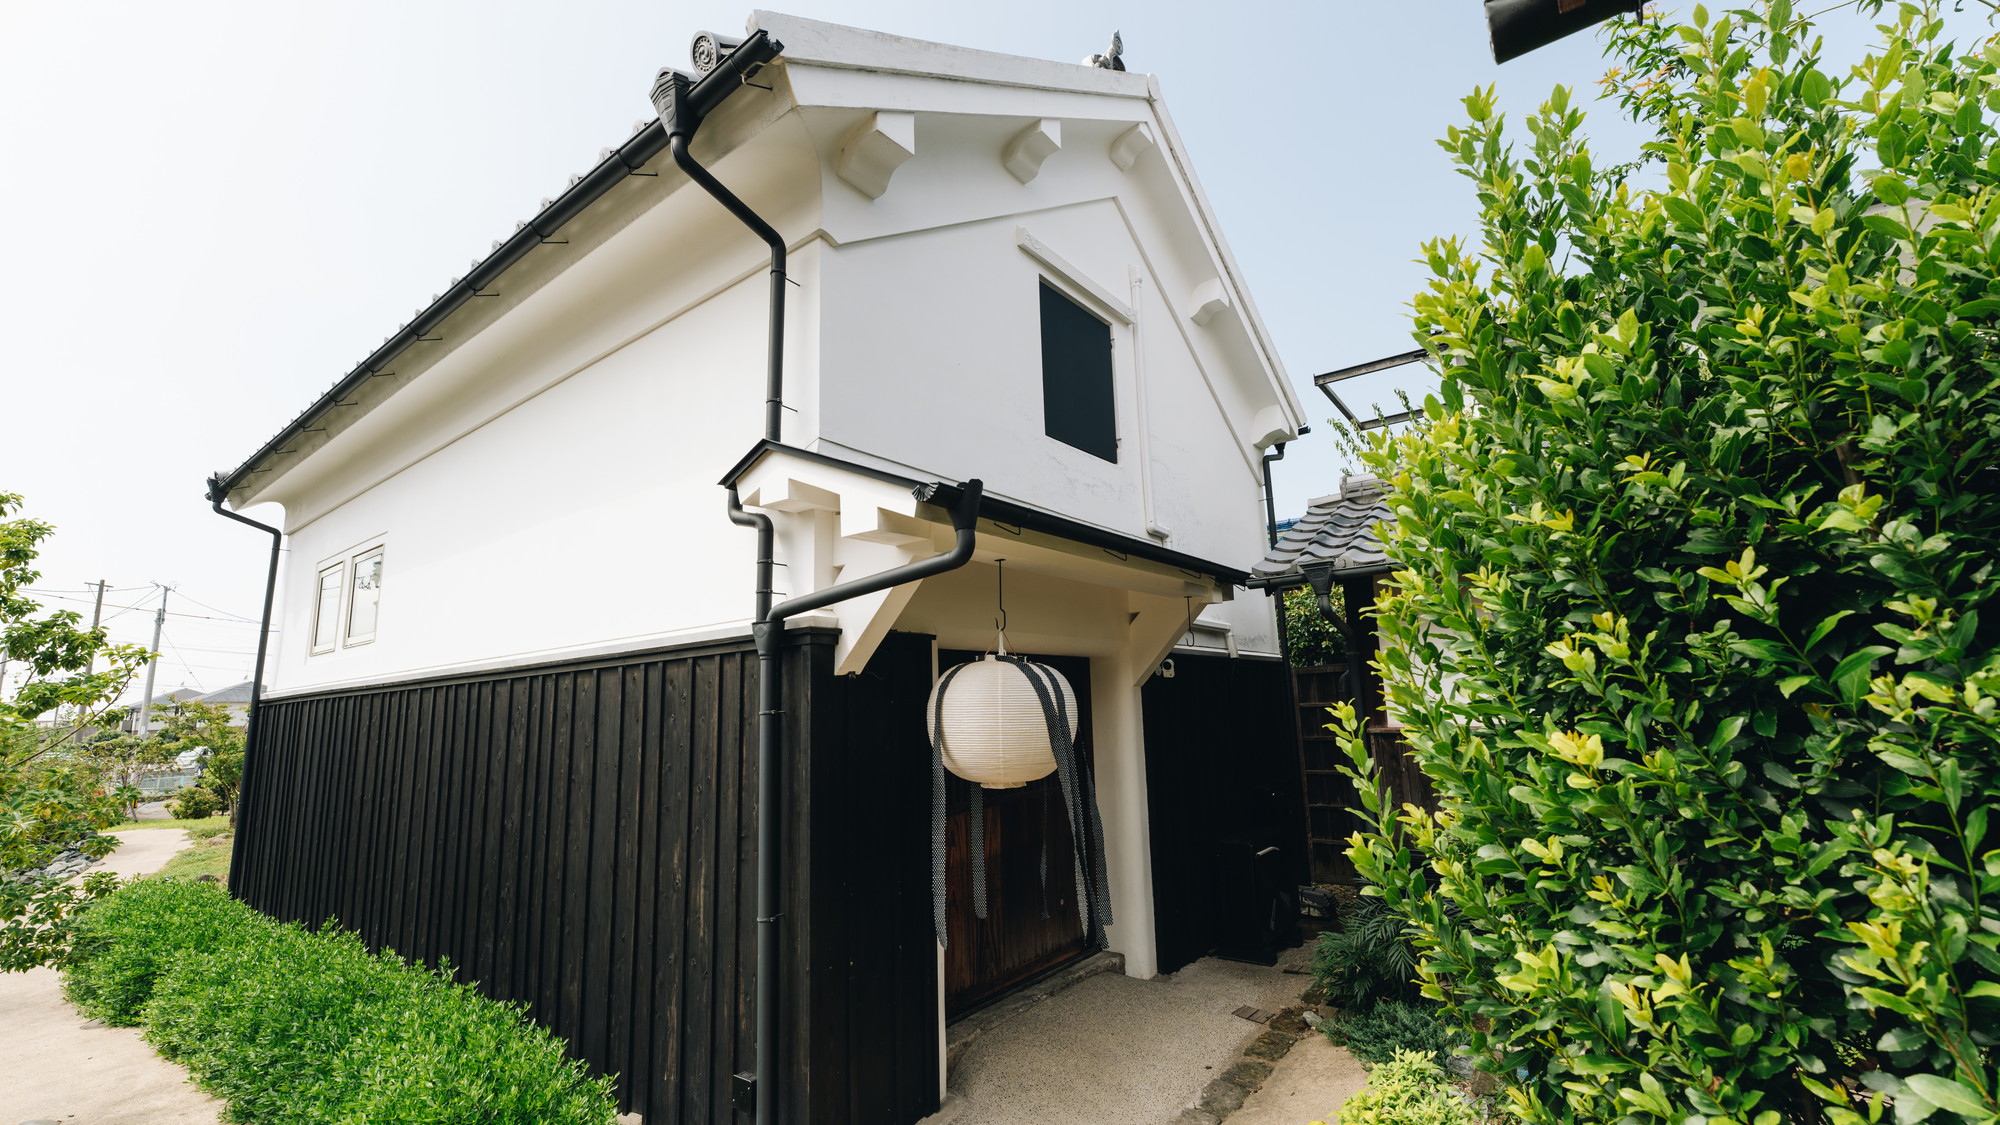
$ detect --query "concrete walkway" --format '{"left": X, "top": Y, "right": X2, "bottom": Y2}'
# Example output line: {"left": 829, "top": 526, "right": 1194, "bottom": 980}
{"left": 1227, "top": 1033, "right": 1370, "bottom": 1125}
{"left": 933, "top": 952, "right": 1313, "bottom": 1125}
{"left": 0, "top": 829, "right": 224, "bottom": 1125}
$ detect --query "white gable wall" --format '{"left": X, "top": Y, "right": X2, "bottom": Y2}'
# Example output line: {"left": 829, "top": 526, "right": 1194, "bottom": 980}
{"left": 252, "top": 31, "right": 1300, "bottom": 693}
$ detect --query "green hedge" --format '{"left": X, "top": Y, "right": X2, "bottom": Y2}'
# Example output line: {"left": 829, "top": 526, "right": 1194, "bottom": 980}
{"left": 64, "top": 879, "right": 615, "bottom": 1124}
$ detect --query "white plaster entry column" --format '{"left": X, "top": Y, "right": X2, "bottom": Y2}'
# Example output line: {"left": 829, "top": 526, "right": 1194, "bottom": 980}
{"left": 1091, "top": 648, "right": 1159, "bottom": 980}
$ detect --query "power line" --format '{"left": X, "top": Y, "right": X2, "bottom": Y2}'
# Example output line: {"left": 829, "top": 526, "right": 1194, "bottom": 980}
{"left": 172, "top": 591, "right": 259, "bottom": 623}
{"left": 24, "top": 590, "right": 258, "bottom": 623}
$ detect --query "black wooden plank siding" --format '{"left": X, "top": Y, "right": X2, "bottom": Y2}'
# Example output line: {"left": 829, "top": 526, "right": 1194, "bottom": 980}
{"left": 1140, "top": 652, "right": 1307, "bottom": 975}
{"left": 233, "top": 629, "right": 941, "bottom": 1125}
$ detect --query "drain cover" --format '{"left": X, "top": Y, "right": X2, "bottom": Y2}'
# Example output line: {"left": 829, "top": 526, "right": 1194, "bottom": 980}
{"left": 1232, "top": 1006, "right": 1272, "bottom": 1024}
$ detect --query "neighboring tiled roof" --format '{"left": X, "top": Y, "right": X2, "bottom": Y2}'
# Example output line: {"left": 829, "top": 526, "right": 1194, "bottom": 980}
{"left": 144, "top": 687, "right": 208, "bottom": 706}
{"left": 198, "top": 681, "right": 254, "bottom": 704}
{"left": 1254, "top": 476, "right": 1394, "bottom": 581}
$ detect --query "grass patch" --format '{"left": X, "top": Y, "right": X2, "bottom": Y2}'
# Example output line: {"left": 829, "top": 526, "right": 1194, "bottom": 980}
{"left": 151, "top": 836, "right": 231, "bottom": 883}
{"left": 64, "top": 879, "right": 616, "bottom": 1123}
{"left": 109, "top": 815, "right": 231, "bottom": 838}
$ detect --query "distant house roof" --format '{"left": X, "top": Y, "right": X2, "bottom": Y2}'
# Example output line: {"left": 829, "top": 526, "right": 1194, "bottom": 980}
{"left": 1252, "top": 476, "right": 1394, "bottom": 586}
{"left": 198, "top": 681, "right": 254, "bottom": 704}
{"left": 143, "top": 687, "right": 208, "bottom": 706}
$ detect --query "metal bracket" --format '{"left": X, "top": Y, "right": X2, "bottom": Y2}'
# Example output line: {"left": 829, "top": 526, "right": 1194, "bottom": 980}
{"left": 731, "top": 1072, "right": 757, "bottom": 1114}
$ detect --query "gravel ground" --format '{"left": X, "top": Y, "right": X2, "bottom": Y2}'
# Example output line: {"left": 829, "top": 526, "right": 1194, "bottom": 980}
{"left": 0, "top": 829, "right": 224, "bottom": 1125}
{"left": 936, "top": 952, "right": 1310, "bottom": 1125}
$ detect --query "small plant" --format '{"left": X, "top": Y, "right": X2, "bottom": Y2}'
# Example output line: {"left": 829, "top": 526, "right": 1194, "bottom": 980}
{"left": 1323, "top": 999, "right": 1465, "bottom": 1068}
{"left": 1314, "top": 1049, "right": 1477, "bottom": 1125}
{"left": 1311, "top": 893, "right": 1421, "bottom": 1012}
{"left": 166, "top": 784, "right": 221, "bottom": 821}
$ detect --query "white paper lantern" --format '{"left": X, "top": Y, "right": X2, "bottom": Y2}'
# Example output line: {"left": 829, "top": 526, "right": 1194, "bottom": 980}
{"left": 927, "top": 654, "right": 1075, "bottom": 789}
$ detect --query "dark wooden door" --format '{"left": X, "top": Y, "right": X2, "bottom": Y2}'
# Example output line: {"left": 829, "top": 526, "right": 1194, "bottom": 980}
{"left": 940, "top": 651, "right": 1094, "bottom": 1017}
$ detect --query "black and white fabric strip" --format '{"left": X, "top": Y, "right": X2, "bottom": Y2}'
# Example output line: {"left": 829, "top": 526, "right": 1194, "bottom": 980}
{"left": 1000, "top": 655, "right": 1113, "bottom": 946}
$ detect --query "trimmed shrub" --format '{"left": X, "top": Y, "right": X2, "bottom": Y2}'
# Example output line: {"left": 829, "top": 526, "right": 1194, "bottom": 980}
{"left": 63, "top": 876, "right": 264, "bottom": 1023}
{"left": 1348, "top": 3, "right": 2000, "bottom": 1123}
{"left": 1316, "top": 1049, "right": 1478, "bottom": 1125}
{"left": 63, "top": 879, "right": 615, "bottom": 1124}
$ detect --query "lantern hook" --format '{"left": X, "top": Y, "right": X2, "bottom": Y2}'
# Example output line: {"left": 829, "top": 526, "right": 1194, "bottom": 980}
{"left": 994, "top": 559, "right": 1009, "bottom": 654}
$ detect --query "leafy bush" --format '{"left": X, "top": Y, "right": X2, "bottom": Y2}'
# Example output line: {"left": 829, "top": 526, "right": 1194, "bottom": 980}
{"left": 1285, "top": 586, "right": 1349, "bottom": 666}
{"left": 167, "top": 784, "right": 221, "bottom": 821}
{"left": 1312, "top": 893, "right": 1422, "bottom": 1012}
{"left": 1325, "top": 999, "right": 1466, "bottom": 1069}
{"left": 63, "top": 879, "right": 615, "bottom": 1123}
{"left": 1347, "top": 3, "right": 2000, "bottom": 1123}
{"left": 63, "top": 875, "right": 264, "bottom": 1023}
{"left": 1314, "top": 1049, "right": 1477, "bottom": 1125}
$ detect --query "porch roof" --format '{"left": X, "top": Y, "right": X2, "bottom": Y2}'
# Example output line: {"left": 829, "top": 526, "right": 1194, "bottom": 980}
{"left": 721, "top": 439, "right": 1251, "bottom": 588}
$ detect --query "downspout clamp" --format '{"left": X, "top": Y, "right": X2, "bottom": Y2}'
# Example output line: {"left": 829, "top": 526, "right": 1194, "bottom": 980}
{"left": 203, "top": 475, "right": 283, "bottom": 891}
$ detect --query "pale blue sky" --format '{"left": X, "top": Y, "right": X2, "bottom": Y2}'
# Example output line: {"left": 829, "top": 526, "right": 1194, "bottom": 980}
{"left": 0, "top": 1, "right": 1986, "bottom": 694}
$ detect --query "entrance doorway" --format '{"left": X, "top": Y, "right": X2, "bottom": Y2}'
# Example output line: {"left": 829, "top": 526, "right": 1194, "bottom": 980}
{"left": 940, "top": 650, "right": 1095, "bottom": 1016}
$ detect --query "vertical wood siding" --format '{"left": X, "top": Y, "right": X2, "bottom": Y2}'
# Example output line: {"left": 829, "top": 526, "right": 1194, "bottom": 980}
{"left": 1140, "top": 653, "right": 1306, "bottom": 974}
{"left": 233, "top": 631, "right": 939, "bottom": 1125}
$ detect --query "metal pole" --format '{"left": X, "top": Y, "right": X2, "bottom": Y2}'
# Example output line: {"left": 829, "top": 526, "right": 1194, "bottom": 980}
{"left": 138, "top": 587, "right": 167, "bottom": 737}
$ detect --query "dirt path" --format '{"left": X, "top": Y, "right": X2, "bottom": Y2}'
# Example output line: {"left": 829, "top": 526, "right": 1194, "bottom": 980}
{"left": 0, "top": 829, "right": 224, "bottom": 1125}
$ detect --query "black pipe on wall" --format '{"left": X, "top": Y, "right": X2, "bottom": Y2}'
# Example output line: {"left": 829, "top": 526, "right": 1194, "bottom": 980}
{"left": 659, "top": 37, "right": 987, "bottom": 1125}
{"left": 728, "top": 480, "right": 984, "bottom": 1124}
{"left": 204, "top": 475, "right": 283, "bottom": 890}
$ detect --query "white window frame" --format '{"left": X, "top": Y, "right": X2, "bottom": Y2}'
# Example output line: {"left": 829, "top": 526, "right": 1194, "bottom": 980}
{"left": 306, "top": 539, "right": 387, "bottom": 657}
{"left": 342, "top": 545, "right": 385, "bottom": 648}
{"left": 310, "top": 563, "right": 344, "bottom": 655}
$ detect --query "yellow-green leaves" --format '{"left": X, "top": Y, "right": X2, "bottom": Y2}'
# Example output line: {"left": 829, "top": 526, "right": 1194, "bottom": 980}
{"left": 1547, "top": 729, "right": 1605, "bottom": 769}
{"left": 1696, "top": 545, "right": 1769, "bottom": 587}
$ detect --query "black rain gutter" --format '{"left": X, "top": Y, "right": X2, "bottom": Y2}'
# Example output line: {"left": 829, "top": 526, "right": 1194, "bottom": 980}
{"left": 203, "top": 475, "right": 282, "bottom": 890}
{"left": 727, "top": 479, "right": 983, "bottom": 1125}
{"left": 213, "top": 31, "right": 783, "bottom": 501}
{"left": 718, "top": 440, "right": 1250, "bottom": 588}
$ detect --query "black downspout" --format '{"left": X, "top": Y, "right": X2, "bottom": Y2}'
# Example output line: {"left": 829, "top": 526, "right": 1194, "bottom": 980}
{"left": 657, "top": 67, "right": 788, "bottom": 444}
{"left": 654, "top": 43, "right": 974, "bottom": 1125}
{"left": 728, "top": 479, "right": 984, "bottom": 1125}
{"left": 204, "top": 475, "right": 282, "bottom": 892}
{"left": 1260, "top": 442, "right": 1287, "bottom": 550}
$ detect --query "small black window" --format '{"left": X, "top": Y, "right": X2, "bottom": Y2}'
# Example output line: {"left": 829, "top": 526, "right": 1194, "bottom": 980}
{"left": 1038, "top": 281, "right": 1117, "bottom": 462}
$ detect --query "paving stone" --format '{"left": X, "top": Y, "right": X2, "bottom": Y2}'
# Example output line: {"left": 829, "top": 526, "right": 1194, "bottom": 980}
{"left": 1220, "top": 1059, "right": 1273, "bottom": 1089}
{"left": 1267, "top": 1006, "right": 1310, "bottom": 1037}
{"left": 1195, "top": 1078, "right": 1251, "bottom": 1117}
{"left": 1242, "top": 1029, "right": 1298, "bottom": 1061}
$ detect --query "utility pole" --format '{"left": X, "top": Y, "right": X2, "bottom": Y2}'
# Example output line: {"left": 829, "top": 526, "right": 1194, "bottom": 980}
{"left": 138, "top": 587, "right": 168, "bottom": 737}
{"left": 73, "top": 578, "right": 110, "bottom": 734}
{"left": 80, "top": 579, "right": 108, "bottom": 681}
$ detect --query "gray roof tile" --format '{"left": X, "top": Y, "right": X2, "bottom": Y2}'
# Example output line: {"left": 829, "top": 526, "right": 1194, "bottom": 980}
{"left": 1254, "top": 476, "right": 1394, "bottom": 579}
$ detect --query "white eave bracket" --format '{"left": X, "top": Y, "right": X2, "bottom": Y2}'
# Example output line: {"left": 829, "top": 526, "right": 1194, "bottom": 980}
{"left": 1109, "top": 122, "right": 1156, "bottom": 171}
{"left": 1002, "top": 118, "right": 1062, "bottom": 184}
{"left": 1188, "top": 277, "right": 1238, "bottom": 329}
{"left": 1016, "top": 227, "right": 1134, "bottom": 324}
{"left": 835, "top": 110, "right": 917, "bottom": 200}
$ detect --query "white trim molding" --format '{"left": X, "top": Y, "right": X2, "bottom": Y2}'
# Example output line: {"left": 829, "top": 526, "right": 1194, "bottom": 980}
{"left": 1015, "top": 227, "right": 1134, "bottom": 324}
